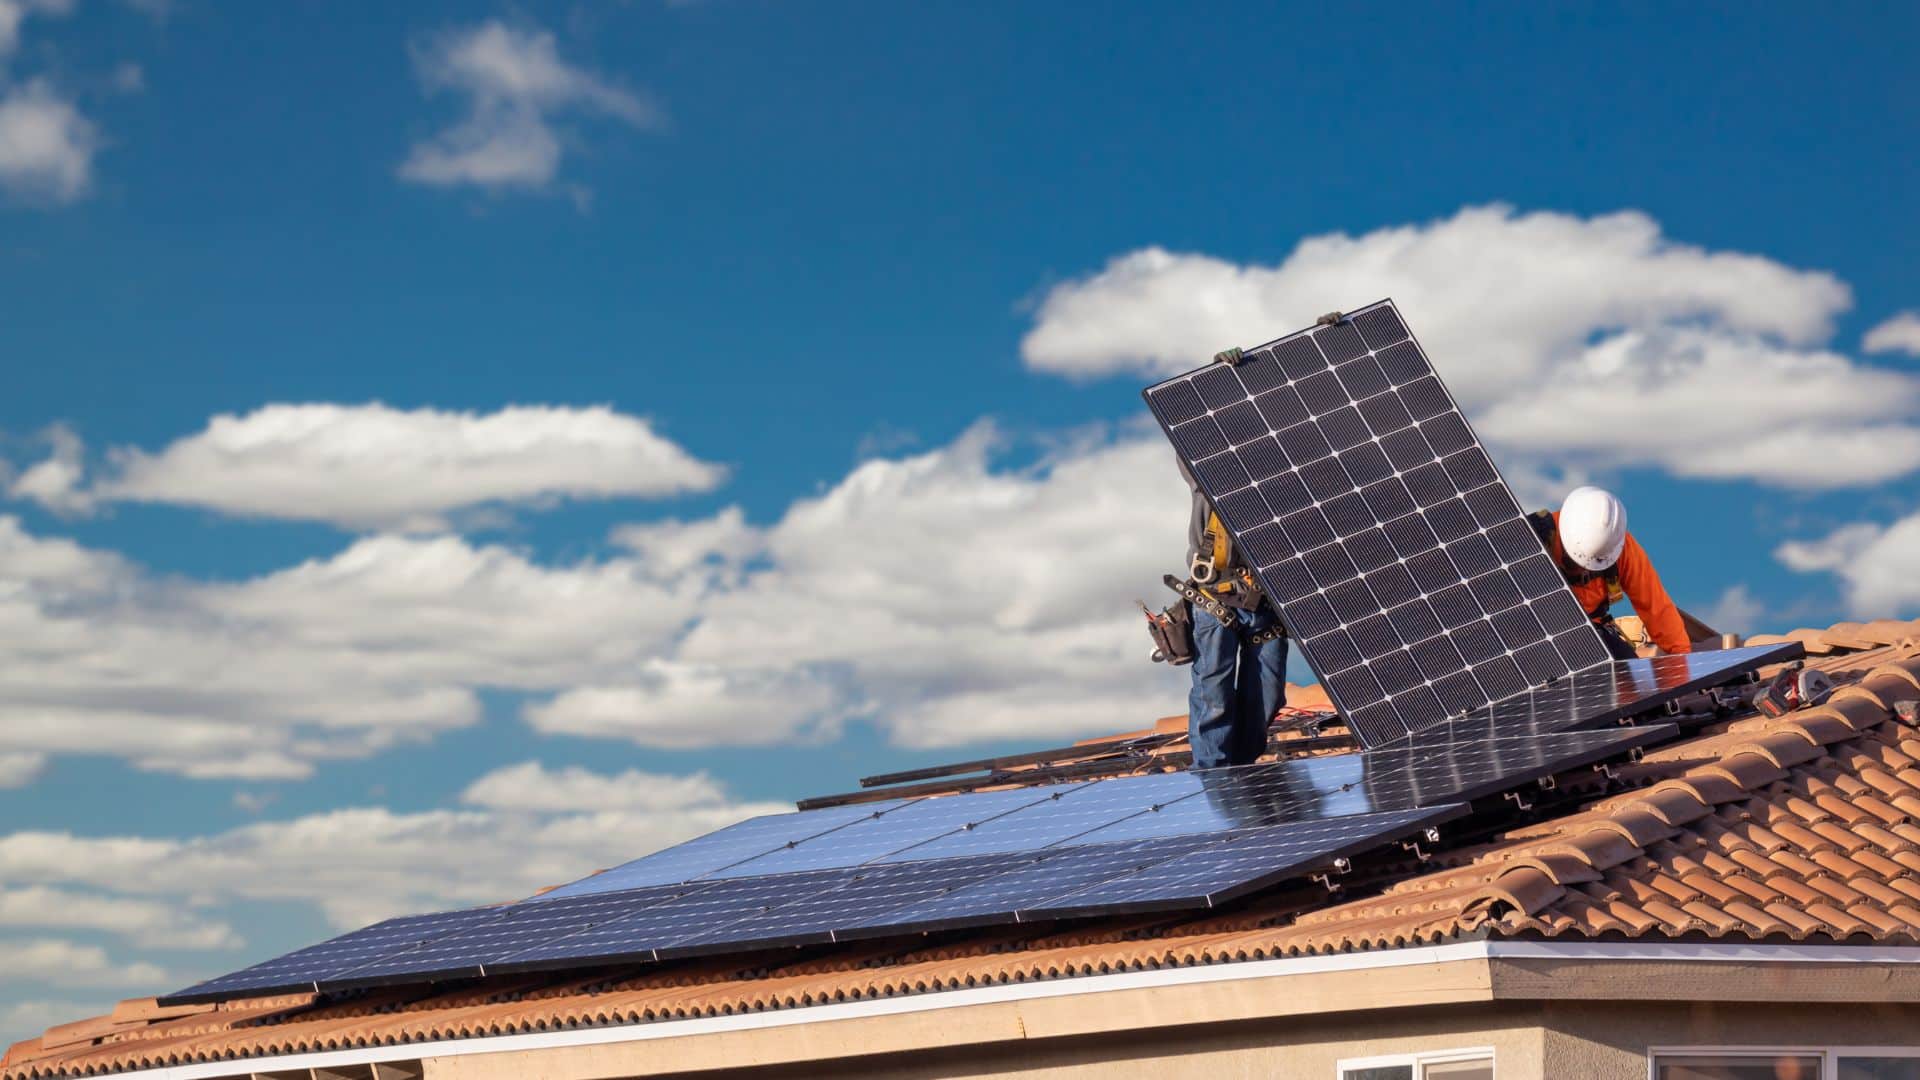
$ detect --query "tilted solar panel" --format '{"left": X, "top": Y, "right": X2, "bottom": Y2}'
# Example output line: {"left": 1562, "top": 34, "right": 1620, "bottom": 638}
{"left": 1143, "top": 299, "right": 1613, "bottom": 746}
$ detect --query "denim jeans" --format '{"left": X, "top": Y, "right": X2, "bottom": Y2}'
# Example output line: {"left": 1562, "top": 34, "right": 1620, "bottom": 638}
{"left": 1188, "top": 604, "right": 1288, "bottom": 770}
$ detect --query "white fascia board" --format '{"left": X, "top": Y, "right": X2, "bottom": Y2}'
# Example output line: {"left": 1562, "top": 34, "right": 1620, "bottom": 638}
{"left": 89, "top": 940, "right": 1920, "bottom": 1079}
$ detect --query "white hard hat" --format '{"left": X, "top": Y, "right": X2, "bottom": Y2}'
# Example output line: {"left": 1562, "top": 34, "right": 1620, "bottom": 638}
{"left": 1558, "top": 486, "right": 1627, "bottom": 571}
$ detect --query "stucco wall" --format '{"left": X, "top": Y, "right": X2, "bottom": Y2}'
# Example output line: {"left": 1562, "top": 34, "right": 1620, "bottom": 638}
{"left": 723, "top": 1003, "right": 1540, "bottom": 1079}
{"left": 1542, "top": 1000, "right": 1920, "bottom": 1079}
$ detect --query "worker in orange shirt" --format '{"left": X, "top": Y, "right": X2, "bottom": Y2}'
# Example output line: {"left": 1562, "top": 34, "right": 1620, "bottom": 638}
{"left": 1531, "top": 487, "right": 1691, "bottom": 660}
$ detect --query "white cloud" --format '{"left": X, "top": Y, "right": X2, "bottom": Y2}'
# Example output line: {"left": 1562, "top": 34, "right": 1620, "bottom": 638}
{"left": 461, "top": 760, "right": 730, "bottom": 814}
{"left": 0, "top": 78, "right": 96, "bottom": 204}
{"left": 24, "top": 403, "right": 723, "bottom": 530}
{"left": 534, "top": 422, "right": 1195, "bottom": 750}
{"left": 1018, "top": 205, "right": 1920, "bottom": 490}
{"left": 1776, "top": 518, "right": 1920, "bottom": 616}
{"left": 527, "top": 663, "right": 841, "bottom": 749}
{"left": 0, "top": 887, "right": 239, "bottom": 949}
{"left": 0, "top": 515, "right": 697, "bottom": 778}
{"left": 0, "top": 763, "right": 786, "bottom": 931}
{"left": 0, "top": 751, "right": 44, "bottom": 787}
{"left": 0, "top": 420, "right": 1193, "bottom": 777}
{"left": 7, "top": 421, "right": 89, "bottom": 514}
{"left": 399, "top": 20, "right": 661, "bottom": 193}
{"left": 0, "top": 0, "right": 71, "bottom": 61}
{"left": 0, "top": 939, "right": 166, "bottom": 988}
{"left": 1865, "top": 311, "right": 1920, "bottom": 357}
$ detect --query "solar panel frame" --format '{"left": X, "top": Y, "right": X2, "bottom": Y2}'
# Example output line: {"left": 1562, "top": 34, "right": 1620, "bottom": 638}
{"left": 1143, "top": 299, "right": 1614, "bottom": 747}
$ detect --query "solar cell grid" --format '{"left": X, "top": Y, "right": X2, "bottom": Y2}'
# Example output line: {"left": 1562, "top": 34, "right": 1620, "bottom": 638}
{"left": 1143, "top": 299, "right": 1612, "bottom": 746}
{"left": 532, "top": 797, "right": 913, "bottom": 900}
{"left": 1030, "top": 806, "right": 1463, "bottom": 916}
{"left": 163, "top": 907, "right": 507, "bottom": 1003}
{"left": 705, "top": 785, "right": 1059, "bottom": 878}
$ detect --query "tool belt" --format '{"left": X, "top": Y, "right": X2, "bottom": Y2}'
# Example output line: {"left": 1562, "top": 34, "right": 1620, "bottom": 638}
{"left": 1143, "top": 574, "right": 1285, "bottom": 665}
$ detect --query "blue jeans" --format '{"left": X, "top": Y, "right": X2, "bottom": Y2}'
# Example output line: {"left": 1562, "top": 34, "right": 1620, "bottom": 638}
{"left": 1188, "top": 605, "right": 1287, "bottom": 770}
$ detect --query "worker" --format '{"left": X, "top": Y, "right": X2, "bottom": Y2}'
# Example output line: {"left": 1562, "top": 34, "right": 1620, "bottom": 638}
{"left": 1177, "top": 454, "right": 1287, "bottom": 770}
{"left": 1532, "top": 486, "right": 1690, "bottom": 659}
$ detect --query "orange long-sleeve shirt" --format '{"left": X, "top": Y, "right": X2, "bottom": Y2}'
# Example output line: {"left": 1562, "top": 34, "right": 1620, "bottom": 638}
{"left": 1548, "top": 511, "right": 1690, "bottom": 655}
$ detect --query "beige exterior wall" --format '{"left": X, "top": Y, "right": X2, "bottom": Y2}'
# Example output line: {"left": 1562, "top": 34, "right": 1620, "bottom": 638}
{"left": 723, "top": 1004, "right": 1539, "bottom": 1080}
{"left": 411, "top": 957, "right": 1920, "bottom": 1080}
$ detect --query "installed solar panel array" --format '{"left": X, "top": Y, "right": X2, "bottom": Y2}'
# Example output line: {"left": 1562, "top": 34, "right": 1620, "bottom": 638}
{"left": 163, "top": 721, "right": 1698, "bottom": 1005}
{"left": 1143, "top": 299, "right": 1612, "bottom": 746}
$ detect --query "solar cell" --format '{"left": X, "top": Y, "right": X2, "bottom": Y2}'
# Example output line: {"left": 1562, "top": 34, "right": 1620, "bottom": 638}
{"left": 1143, "top": 299, "right": 1614, "bottom": 746}
{"left": 532, "top": 797, "right": 914, "bottom": 900}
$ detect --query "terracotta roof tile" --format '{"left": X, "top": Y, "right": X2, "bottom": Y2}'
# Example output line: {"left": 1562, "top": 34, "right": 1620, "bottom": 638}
{"left": 14, "top": 625, "right": 1920, "bottom": 1079}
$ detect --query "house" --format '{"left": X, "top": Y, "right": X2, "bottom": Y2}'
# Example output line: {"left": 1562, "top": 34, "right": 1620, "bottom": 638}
{"left": 7, "top": 617, "right": 1920, "bottom": 1080}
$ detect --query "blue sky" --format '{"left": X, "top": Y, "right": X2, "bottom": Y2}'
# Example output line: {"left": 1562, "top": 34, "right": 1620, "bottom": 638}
{"left": 0, "top": 0, "right": 1916, "bottom": 1040}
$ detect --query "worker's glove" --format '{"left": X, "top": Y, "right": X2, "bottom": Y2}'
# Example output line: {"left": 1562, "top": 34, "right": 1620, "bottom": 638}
{"left": 1213, "top": 347, "right": 1244, "bottom": 366}
{"left": 1316, "top": 311, "right": 1344, "bottom": 327}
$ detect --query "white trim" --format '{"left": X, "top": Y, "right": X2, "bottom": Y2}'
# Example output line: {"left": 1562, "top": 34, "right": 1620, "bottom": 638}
{"left": 82, "top": 940, "right": 1920, "bottom": 1079}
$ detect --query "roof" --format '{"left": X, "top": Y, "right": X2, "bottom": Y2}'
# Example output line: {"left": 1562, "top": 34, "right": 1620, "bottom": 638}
{"left": 9, "top": 617, "right": 1920, "bottom": 1079}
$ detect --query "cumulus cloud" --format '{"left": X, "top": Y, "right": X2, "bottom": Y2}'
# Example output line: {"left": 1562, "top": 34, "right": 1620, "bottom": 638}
{"left": 537, "top": 422, "right": 1194, "bottom": 750}
{"left": 15, "top": 403, "right": 724, "bottom": 530}
{"left": 399, "top": 20, "right": 661, "bottom": 193}
{"left": 1776, "top": 518, "right": 1920, "bottom": 616}
{"left": 0, "top": 886, "right": 239, "bottom": 949}
{"left": 0, "top": 939, "right": 166, "bottom": 988}
{"left": 0, "top": 762, "right": 786, "bottom": 931}
{"left": 1865, "top": 312, "right": 1920, "bottom": 357}
{"left": 1019, "top": 205, "right": 1920, "bottom": 490}
{"left": 0, "top": 78, "right": 96, "bottom": 204}
{"left": 460, "top": 760, "right": 733, "bottom": 814}
{"left": 1, "top": 415, "right": 1200, "bottom": 777}
{"left": 6, "top": 422, "right": 88, "bottom": 514}
{"left": 0, "top": 515, "right": 699, "bottom": 777}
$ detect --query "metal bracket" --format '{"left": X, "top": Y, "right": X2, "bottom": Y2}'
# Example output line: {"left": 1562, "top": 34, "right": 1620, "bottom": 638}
{"left": 1504, "top": 789, "right": 1533, "bottom": 811}
{"left": 1593, "top": 761, "right": 1617, "bottom": 781}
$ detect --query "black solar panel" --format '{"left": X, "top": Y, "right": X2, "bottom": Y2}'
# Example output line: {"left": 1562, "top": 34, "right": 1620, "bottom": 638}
{"left": 536, "top": 797, "right": 915, "bottom": 900}
{"left": 163, "top": 907, "right": 508, "bottom": 1004}
{"left": 1143, "top": 299, "right": 1614, "bottom": 746}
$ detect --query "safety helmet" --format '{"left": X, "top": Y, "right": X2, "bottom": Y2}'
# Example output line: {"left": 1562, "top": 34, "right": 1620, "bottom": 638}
{"left": 1558, "top": 486, "right": 1627, "bottom": 572}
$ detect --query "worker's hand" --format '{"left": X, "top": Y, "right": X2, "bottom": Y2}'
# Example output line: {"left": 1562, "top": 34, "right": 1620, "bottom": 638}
{"left": 1213, "top": 347, "right": 1243, "bottom": 366}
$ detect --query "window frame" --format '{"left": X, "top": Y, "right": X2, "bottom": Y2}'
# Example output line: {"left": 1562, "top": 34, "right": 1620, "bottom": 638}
{"left": 1338, "top": 1045, "right": 1496, "bottom": 1079}
{"left": 1648, "top": 1046, "right": 1920, "bottom": 1080}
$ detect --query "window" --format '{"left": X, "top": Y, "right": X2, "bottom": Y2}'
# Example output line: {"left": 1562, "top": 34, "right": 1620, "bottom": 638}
{"left": 1339, "top": 1048, "right": 1494, "bottom": 1080}
{"left": 1656, "top": 1055, "right": 1823, "bottom": 1080}
{"left": 1653, "top": 1051, "right": 1920, "bottom": 1080}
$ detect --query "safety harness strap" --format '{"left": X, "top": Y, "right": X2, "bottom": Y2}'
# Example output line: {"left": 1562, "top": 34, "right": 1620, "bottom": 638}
{"left": 1162, "top": 575, "right": 1286, "bottom": 645}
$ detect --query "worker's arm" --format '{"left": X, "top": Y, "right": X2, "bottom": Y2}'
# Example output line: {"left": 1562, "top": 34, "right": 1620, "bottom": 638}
{"left": 1615, "top": 533, "right": 1690, "bottom": 654}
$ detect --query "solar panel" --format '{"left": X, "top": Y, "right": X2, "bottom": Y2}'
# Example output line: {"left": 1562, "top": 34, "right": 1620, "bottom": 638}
{"left": 533, "top": 797, "right": 915, "bottom": 900}
{"left": 847, "top": 835, "right": 1219, "bottom": 935}
{"left": 1027, "top": 805, "right": 1462, "bottom": 918}
{"left": 703, "top": 786, "right": 1063, "bottom": 878}
{"left": 323, "top": 883, "right": 700, "bottom": 989}
{"left": 162, "top": 907, "right": 507, "bottom": 1004}
{"left": 1409, "top": 642, "right": 1804, "bottom": 745}
{"left": 1143, "top": 299, "right": 1613, "bottom": 746}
